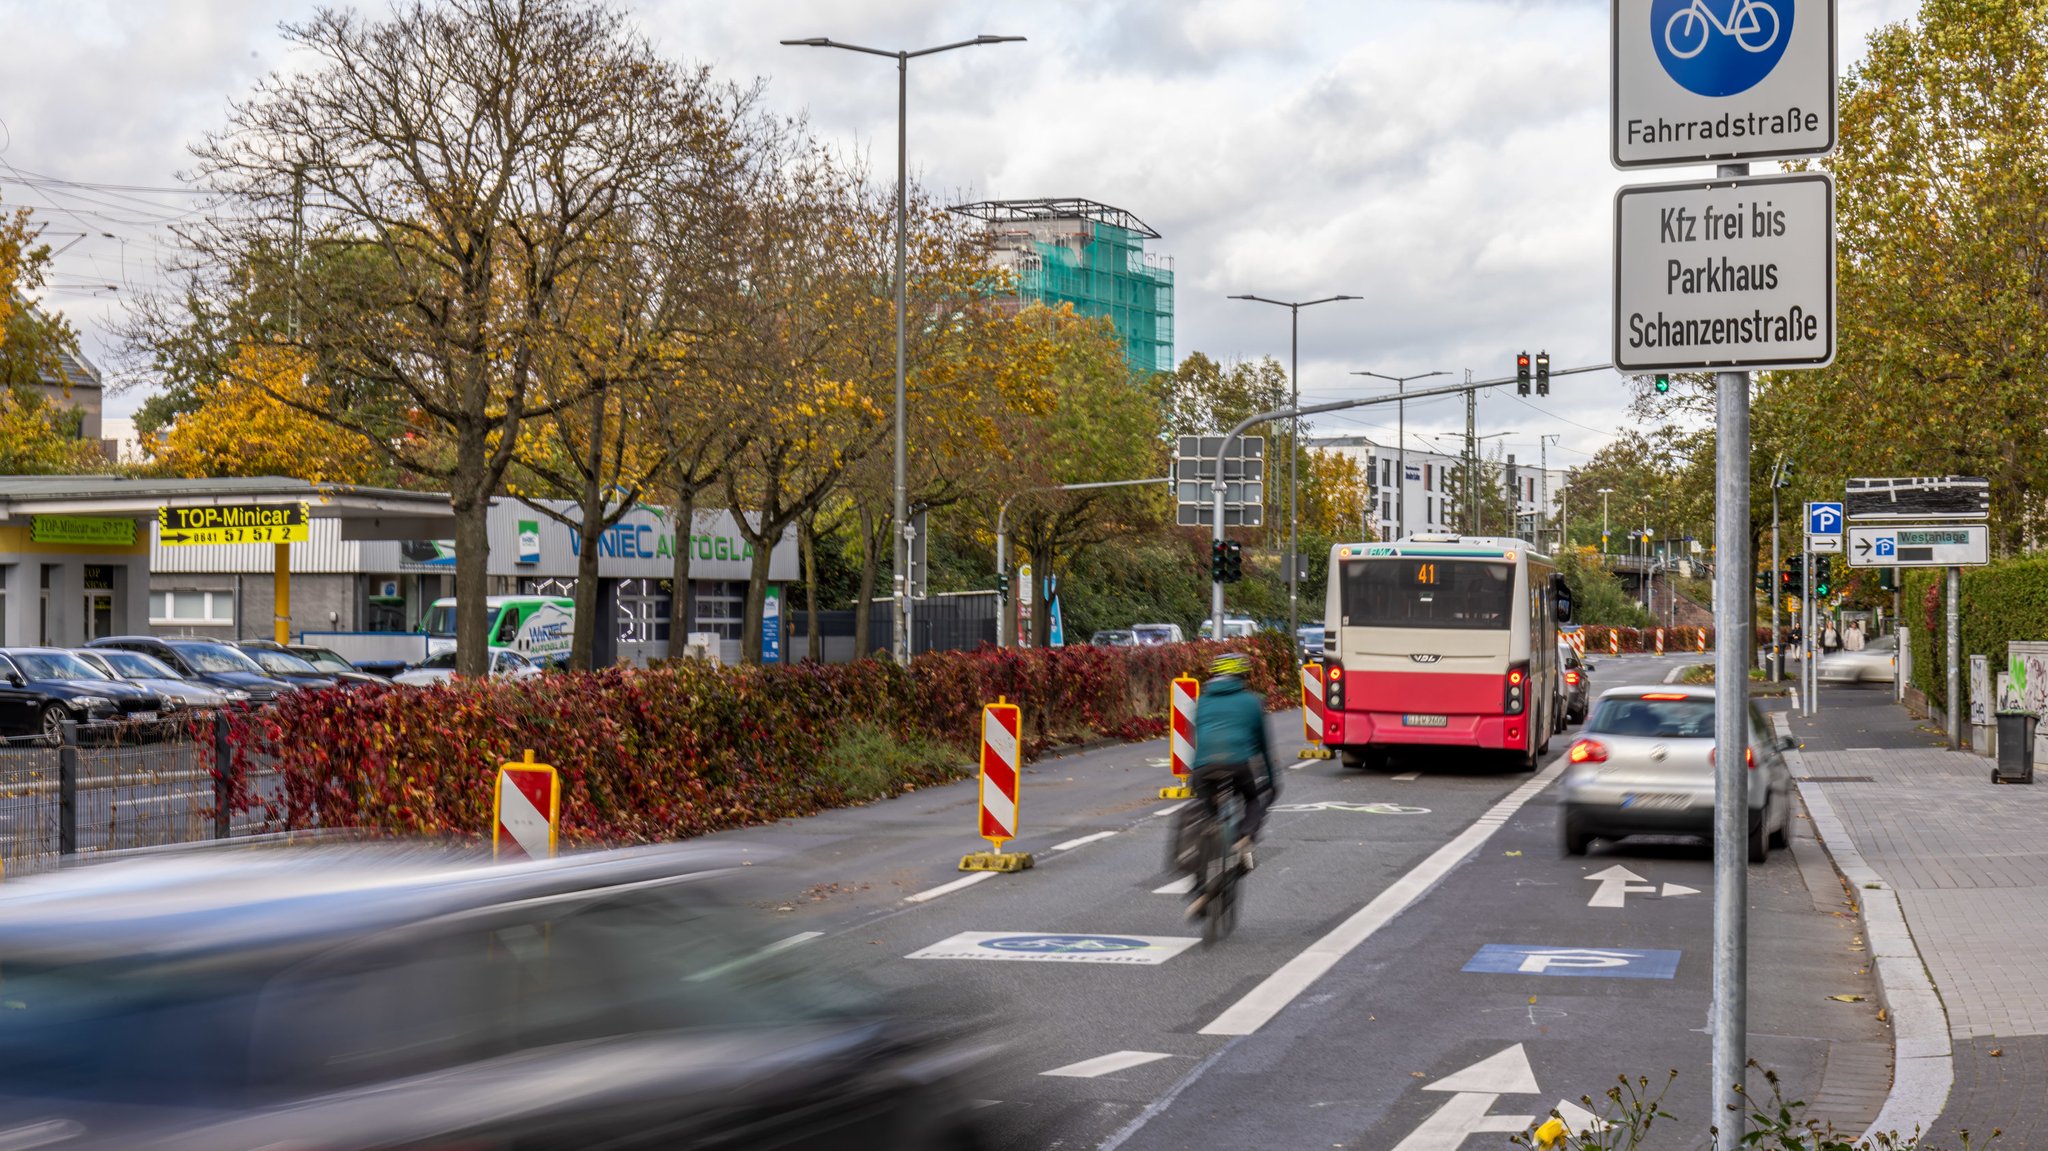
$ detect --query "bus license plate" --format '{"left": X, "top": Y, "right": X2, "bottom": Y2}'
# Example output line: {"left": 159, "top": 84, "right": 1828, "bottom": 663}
{"left": 1402, "top": 714, "right": 1449, "bottom": 728}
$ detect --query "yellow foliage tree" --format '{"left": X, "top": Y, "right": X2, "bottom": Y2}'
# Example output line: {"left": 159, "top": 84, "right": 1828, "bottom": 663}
{"left": 156, "top": 344, "right": 379, "bottom": 483}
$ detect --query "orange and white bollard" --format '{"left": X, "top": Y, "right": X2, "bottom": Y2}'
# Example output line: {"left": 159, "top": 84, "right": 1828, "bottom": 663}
{"left": 1655, "top": 628, "right": 1666, "bottom": 656}
{"left": 493, "top": 749, "right": 560, "bottom": 861}
{"left": 961, "top": 697, "right": 1033, "bottom": 872}
{"left": 1297, "top": 662, "right": 1333, "bottom": 759}
{"left": 1609, "top": 630, "right": 1621, "bottom": 657}
{"left": 1160, "top": 676, "right": 1199, "bottom": 799}
{"left": 1697, "top": 629, "right": 1708, "bottom": 653}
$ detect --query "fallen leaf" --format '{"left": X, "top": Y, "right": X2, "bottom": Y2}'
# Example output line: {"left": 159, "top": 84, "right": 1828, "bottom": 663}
{"left": 1990, "top": 1048, "right": 2003, "bottom": 1057}
{"left": 1829, "top": 994, "right": 1866, "bottom": 1003}
{"left": 1411, "top": 1071, "right": 1428, "bottom": 1079}
{"left": 1878, "top": 1008, "right": 1889, "bottom": 1022}
{"left": 1505, "top": 850, "right": 1523, "bottom": 857}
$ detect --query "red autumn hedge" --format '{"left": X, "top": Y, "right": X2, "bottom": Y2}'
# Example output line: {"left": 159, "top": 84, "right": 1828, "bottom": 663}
{"left": 225, "top": 634, "right": 1294, "bottom": 846}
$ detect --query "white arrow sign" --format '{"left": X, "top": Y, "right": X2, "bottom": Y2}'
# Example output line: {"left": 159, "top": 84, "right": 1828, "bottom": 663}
{"left": 1586, "top": 865, "right": 1702, "bottom": 908}
{"left": 1391, "top": 1044, "right": 1540, "bottom": 1151}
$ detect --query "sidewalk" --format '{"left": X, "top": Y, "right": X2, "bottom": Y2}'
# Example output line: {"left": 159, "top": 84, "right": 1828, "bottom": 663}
{"left": 1788, "top": 686, "right": 2048, "bottom": 1146}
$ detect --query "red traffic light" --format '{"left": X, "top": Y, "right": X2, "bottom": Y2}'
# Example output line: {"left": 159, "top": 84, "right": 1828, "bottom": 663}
{"left": 1516, "top": 353, "right": 1531, "bottom": 369}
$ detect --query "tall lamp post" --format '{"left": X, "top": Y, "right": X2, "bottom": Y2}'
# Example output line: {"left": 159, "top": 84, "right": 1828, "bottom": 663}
{"left": 1597, "top": 488, "right": 1616, "bottom": 553}
{"left": 783, "top": 33, "right": 1025, "bottom": 665}
{"left": 1227, "top": 294, "right": 1361, "bottom": 644}
{"left": 1351, "top": 369, "right": 1449, "bottom": 540}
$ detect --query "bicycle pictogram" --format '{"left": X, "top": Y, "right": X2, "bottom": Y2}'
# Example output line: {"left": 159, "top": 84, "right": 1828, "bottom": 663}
{"left": 1664, "top": 0, "right": 1781, "bottom": 59}
{"left": 1649, "top": 0, "right": 1796, "bottom": 98}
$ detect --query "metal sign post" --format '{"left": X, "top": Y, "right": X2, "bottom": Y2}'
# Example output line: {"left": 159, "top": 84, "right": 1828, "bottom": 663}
{"left": 1949, "top": 566, "right": 1963, "bottom": 749}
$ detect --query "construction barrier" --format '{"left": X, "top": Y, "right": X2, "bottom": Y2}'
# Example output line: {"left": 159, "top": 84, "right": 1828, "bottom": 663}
{"left": 1655, "top": 628, "right": 1666, "bottom": 656}
{"left": 493, "top": 749, "right": 560, "bottom": 860}
{"left": 1566, "top": 630, "right": 1586, "bottom": 658}
{"left": 1697, "top": 629, "right": 1708, "bottom": 652}
{"left": 961, "top": 697, "right": 1033, "bottom": 872}
{"left": 1160, "top": 676, "right": 1199, "bottom": 798}
{"left": 1297, "top": 661, "right": 1333, "bottom": 759}
{"left": 1609, "top": 630, "right": 1621, "bottom": 657}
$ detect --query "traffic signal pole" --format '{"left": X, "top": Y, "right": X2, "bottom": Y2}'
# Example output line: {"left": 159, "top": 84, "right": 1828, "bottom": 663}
{"left": 996, "top": 476, "right": 1169, "bottom": 647}
{"left": 1206, "top": 363, "right": 1613, "bottom": 639}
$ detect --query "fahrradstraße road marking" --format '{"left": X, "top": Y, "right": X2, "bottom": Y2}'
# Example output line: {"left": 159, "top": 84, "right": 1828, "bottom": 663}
{"left": 1199, "top": 759, "right": 1567, "bottom": 1036}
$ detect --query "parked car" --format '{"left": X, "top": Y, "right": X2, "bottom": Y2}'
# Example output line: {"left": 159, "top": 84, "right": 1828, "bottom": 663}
{"left": 417, "top": 594, "right": 574, "bottom": 663}
{"left": 1090, "top": 629, "right": 1139, "bottom": 647}
{"left": 392, "top": 647, "right": 546, "bottom": 686}
{"left": 1198, "top": 617, "right": 1259, "bottom": 640}
{"left": 287, "top": 643, "right": 396, "bottom": 684}
{"left": 71, "top": 648, "right": 240, "bottom": 713}
{"left": 0, "top": 648, "right": 164, "bottom": 745}
{"left": 1131, "top": 623, "right": 1185, "bottom": 646}
{"left": 87, "top": 637, "right": 297, "bottom": 704}
{"left": 1560, "top": 647, "right": 1595, "bottom": 725}
{"left": 1817, "top": 634, "right": 1898, "bottom": 685}
{"left": 239, "top": 640, "right": 386, "bottom": 689}
{"left": 0, "top": 843, "right": 996, "bottom": 1150}
{"left": 1559, "top": 685, "right": 1795, "bottom": 862}
{"left": 1297, "top": 623, "right": 1327, "bottom": 661}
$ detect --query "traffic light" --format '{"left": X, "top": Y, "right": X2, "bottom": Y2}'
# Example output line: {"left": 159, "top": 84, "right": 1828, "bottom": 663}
{"left": 1755, "top": 568, "right": 1771, "bottom": 592}
{"left": 1210, "top": 539, "right": 1229, "bottom": 582}
{"left": 996, "top": 571, "right": 1010, "bottom": 599}
{"left": 1654, "top": 374, "right": 1670, "bottom": 393}
{"left": 1516, "top": 352, "right": 1532, "bottom": 395}
{"left": 1224, "top": 541, "right": 1244, "bottom": 583}
{"left": 1815, "top": 556, "right": 1833, "bottom": 598}
{"left": 1535, "top": 351, "right": 1551, "bottom": 396}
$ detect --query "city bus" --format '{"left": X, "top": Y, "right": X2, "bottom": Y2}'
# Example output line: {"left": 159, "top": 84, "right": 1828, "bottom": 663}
{"left": 1318, "top": 534, "right": 1571, "bottom": 771}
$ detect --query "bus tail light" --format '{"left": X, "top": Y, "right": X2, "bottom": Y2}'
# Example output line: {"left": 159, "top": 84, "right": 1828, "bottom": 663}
{"left": 1568, "top": 738, "right": 1607, "bottom": 764}
{"left": 1325, "top": 661, "right": 1344, "bottom": 709}
{"left": 1504, "top": 662, "right": 1528, "bottom": 715}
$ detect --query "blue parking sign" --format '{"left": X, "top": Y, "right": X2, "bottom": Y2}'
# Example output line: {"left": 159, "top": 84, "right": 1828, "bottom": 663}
{"left": 1806, "top": 502, "right": 1843, "bottom": 536}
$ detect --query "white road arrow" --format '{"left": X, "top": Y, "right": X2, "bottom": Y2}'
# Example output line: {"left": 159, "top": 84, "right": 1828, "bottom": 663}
{"left": 1391, "top": 1045, "right": 1541, "bottom": 1151}
{"left": 1661, "top": 882, "right": 1700, "bottom": 898}
{"left": 1585, "top": 865, "right": 1658, "bottom": 908}
{"left": 1552, "top": 1099, "right": 1612, "bottom": 1134}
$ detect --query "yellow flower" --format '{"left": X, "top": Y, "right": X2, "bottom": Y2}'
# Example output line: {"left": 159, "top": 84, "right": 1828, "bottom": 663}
{"left": 1532, "top": 1117, "right": 1568, "bottom": 1150}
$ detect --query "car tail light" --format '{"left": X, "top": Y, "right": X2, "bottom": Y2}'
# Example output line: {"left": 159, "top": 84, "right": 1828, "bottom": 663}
{"left": 1504, "top": 662, "right": 1528, "bottom": 715}
{"left": 1325, "top": 661, "right": 1344, "bottom": 709}
{"left": 1564, "top": 670, "right": 1581, "bottom": 686}
{"left": 1568, "top": 738, "right": 1607, "bottom": 764}
{"left": 1707, "top": 746, "right": 1757, "bottom": 768}
{"left": 1640, "top": 692, "right": 1688, "bottom": 701}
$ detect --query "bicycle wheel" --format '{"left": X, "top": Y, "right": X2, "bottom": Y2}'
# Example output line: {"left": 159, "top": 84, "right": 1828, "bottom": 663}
{"left": 1664, "top": 7, "right": 1709, "bottom": 58}
{"left": 1735, "top": 1, "right": 1780, "bottom": 52}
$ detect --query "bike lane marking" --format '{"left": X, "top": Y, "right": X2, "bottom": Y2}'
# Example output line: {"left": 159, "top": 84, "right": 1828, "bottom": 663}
{"left": 1041, "top": 1051, "right": 1174, "bottom": 1078}
{"left": 903, "top": 871, "right": 998, "bottom": 903}
{"left": 1199, "top": 758, "right": 1568, "bottom": 1035}
{"left": 1053, "top": 830, "right": 1119, "bottom": 851}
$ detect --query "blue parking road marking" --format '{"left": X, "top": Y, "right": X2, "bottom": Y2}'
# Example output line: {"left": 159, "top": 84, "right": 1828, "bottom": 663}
{"left": 1462, "top": 944, "right": 1682, "bottom": 979}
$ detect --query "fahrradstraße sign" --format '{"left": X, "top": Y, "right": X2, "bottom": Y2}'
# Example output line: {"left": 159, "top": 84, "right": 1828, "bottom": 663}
{"left": 1612, "top": 0, "right": 1837, "bottom": 169}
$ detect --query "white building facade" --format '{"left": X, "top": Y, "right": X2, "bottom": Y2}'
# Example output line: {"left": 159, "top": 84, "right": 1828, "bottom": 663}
{"left": 1310, "top": 435, "right": 1569, "bottom": 546}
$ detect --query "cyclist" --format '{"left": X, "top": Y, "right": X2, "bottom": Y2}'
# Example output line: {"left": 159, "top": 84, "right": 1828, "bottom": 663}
{"left": 1188, "top": 651, "right": 1277, "bottom": 885}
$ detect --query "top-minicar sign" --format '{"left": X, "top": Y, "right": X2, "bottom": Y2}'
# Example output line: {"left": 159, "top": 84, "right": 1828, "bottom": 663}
{"left": 1612, "top": 0, "right": 1837, "bottom": 168}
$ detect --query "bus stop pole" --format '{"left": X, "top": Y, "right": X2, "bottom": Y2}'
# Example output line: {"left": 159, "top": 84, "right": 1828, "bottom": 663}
{"left": 1710, "top": 165, "right": 1753, "bottom": 1151}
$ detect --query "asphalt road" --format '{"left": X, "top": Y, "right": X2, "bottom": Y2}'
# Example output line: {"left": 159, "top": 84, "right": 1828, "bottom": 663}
{"left": 704, "top": 650, "right": 1885, "bottom": 1150}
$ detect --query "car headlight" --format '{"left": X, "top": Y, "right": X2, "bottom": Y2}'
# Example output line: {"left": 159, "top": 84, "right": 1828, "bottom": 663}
{"left": 69, "top": 695, "right": 114, "bottom": 710}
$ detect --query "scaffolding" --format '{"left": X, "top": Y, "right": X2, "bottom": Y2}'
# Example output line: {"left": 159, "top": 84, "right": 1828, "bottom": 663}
{"left": 950, "top": 198, "right": 1175, "bottom": 374}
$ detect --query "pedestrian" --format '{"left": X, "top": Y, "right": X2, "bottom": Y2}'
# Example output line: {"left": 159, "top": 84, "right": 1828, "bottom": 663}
{"left": 1846, "top": 622, "right": 1865, "bottom": 652}
{"left": 1823, "top": 621, "right": 1841, "bottom": 653}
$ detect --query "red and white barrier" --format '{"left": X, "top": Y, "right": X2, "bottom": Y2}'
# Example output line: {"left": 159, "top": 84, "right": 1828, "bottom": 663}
{"left": 1655, "top": 628, "right": 1666, "bottom": 656}
{"left": 1609, "top": 631, "right": 1621, "bottom": 656}
{"left": 1301, "top": 662, "right": 1326, "bottom": 744}
{"left": 978, "top": 699, "right": 1022, "bottom": 848}
{"left": 493, "top": 750, "right": 560, "bottom": 860}
{"left": 1162, "top": 675, "right": 1200, "bottom": 796}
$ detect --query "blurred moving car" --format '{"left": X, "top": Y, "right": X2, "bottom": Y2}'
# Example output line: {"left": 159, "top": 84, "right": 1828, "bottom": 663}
{"left": 287, "top": 643, "right": 396, "bottom": 684}
{"left": 71, "top": 648, "right": 239, "bottom": 714}
{"left": 1297, "top": 623, "right": 1327, "bottom": 662}
{"left": 392, "top": 647, "right": 545, "bottom": 685}
{"left": 1559, "top": 685, "right": 1795, "bottom": 862}
{"left": 1090, "top": 629, "right": 1138, "bottom": 647}
{"left": 1131, "top": 623, "right": 1185, "bottom": 646}
{"left": 88, "top": 637, "right": 297, "bottom": 705}
{"left": 0, "top": 648, "right": 164, "bottom": 745}
{"left": 0, "top": 843, "right": 996, "bottom": 1150}
{"left": 1817, "top": 634, "right": 1898, "bottom": 685}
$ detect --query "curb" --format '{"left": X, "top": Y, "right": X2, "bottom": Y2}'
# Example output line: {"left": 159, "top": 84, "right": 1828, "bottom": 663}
{"left": 1774, "top": 712, "right": 1954, "bottom": 1138}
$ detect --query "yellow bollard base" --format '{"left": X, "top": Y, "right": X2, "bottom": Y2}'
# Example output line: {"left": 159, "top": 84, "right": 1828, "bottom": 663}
{"left": 959, "top": 851, "right": 1034, "bottom": 873}
{"left": 1296, "top": 747, "right": 1334, "bottom": 760}
{"left": 1157, "top": 784, "right": 1194, "bottom": 799}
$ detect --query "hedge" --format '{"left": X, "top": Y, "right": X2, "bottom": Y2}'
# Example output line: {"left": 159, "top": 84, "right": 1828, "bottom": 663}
{"left": 1902, "top": 556, "right": 2048, "bottom": 714}
{"left": 223, "top": 634, "right": 1294, "bottom": 847}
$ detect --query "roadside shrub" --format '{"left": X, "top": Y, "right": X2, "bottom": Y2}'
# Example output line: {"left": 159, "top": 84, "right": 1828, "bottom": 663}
{"left": 1904, "top": 555, "right": 2048, "bottom": 714}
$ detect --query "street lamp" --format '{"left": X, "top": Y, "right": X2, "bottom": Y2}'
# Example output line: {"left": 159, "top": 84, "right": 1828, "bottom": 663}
{"left": 783, "top": 33, "right": 1025, "bottom": 666}
{"left": 1597, "top": 488, "right": 1616, "bottom": 553}
{"left": 1350, "top": 369, "right": 1449, "bottom": 540}
{"left": 1229, "top": 293, "right": 1362, "bottom": 643}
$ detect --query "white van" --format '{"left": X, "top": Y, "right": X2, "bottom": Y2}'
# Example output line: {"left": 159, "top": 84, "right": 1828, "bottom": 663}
{"left": 418, "top": 596, "right": 575, "bottom": 663}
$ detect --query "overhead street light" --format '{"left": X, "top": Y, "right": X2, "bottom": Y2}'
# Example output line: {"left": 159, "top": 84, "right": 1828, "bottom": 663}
{"left": 1351, "top": 369, "right": 1448, "bottom": 540}
{"left": 782, "top": 32, "right": 1025, "bottom": 666}
{"left": 1229, "top": 293, "right": 1362, "bottom": 644}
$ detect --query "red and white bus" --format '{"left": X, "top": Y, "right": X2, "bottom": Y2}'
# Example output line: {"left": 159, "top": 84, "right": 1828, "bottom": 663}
{"left": 1318, "top": 534, "right": 1570, "bottom": 771}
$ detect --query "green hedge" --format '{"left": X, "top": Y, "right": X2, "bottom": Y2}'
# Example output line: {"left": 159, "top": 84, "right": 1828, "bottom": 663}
{"left": 1903, "top": 556, "right": 2048, "bottom": 713}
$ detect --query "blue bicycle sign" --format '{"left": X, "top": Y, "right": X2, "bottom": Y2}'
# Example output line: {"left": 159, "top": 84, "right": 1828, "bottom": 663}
{"left": 1651, "top": 0, "right": 1795, "bottom": 97}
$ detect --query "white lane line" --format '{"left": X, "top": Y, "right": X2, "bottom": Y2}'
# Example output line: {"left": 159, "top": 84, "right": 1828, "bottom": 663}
{"left": 1053, "top": 830, "right": 1118, "bottom": 851}
{"left": 1041, "top": 1050, "right": 1173, "bottom": 1078}
{"left": 1199, "top": 759, "right": 1569, "bottom": 1036}
{"left": 904, "top": 871, "right": 998, "bottom": 903}
{"left": 1392, "top": 771, "right": 1421, "bottom": 781}
{"left": 1153, "top": 875, "right": 1195, "bottom": 895}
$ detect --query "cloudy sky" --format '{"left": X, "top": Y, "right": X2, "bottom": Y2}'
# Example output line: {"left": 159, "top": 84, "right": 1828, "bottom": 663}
{"left": 4, "top": 0, "right": 1918, "bottom": 471}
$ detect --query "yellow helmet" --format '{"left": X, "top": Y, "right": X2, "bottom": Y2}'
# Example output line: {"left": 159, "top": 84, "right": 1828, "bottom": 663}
{"left": 1209, "top": 652, "right": 1251, "bottom": 678}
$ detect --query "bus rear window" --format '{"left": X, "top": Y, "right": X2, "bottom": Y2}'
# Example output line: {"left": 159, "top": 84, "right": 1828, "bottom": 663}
{"left": 1340, "top": 559, "right": 1512, "bottom": 630}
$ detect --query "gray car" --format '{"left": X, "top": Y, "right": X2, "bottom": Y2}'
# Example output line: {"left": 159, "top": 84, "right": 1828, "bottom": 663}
{"left": 1559, "top": 685, "right": 1795, "bottom": 862}
{"left": 1817, "top": 634, "right": 1898, "bottom": 684}
{"left": 72, "top": 648, "right": 238, "bottom": 713}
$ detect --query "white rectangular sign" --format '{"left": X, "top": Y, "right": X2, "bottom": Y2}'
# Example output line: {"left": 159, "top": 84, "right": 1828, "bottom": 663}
{"left": 1614, "top": 172, "right": 1834, "bottom": 372}
{"left": 1612, "top": 0, "right": 1837, "bottom": 168}
{"left": 1808, "top": 535, "right": 1842, "bottom": 553}
{"left": 1846, "top": 524, "right": 1989, "bottom": 568}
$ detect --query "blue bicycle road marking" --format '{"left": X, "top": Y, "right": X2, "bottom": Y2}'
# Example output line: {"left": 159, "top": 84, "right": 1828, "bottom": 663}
{"left": 980, "top": 934, "right": 1151, "bottom": 953}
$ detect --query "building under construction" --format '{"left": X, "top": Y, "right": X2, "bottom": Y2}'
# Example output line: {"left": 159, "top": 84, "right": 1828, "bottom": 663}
{"left": 949, "top": 198, "right": 1175, "bottom": 374}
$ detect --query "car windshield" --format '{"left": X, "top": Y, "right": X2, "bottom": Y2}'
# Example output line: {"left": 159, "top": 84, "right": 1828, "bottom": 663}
{"left": 1586, "top": 696, "right": 1716, "bottom": 738}
{"left": 250, "top": 650, "right": 323, "bottom": 675}
{"left": 8, "top": 651, "right": 107, "bottom": 681}
{"left": 1341, "top": 558, "right": 1513, "bottom": 630}
{"left": 174, "top": 644, "right": 267, "bottom": 675}
{"left": 296, "top": 649, "right": 354, "bottom": 672}
{"left": 1131, "top": 626, "right": 1175, "bottom": 645}
{"left": 419, "top": 604, "right": 456, "bottom": 636}
{"left": 415, "top": 651, "right": 459, "bottom": 670}
{"left": 102, "top": 650, "right": 183, "bottom": 680}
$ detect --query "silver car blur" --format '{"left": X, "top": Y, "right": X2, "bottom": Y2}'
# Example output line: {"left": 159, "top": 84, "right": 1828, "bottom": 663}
{"left": 1558, "top": 685, "right": 1795, "bottom": 862}
{"left": 1817, "top": 634, "right": 1898, "bottom": 684}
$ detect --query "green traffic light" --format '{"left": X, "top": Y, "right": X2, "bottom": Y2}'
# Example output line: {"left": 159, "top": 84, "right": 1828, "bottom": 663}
{"left": 1654, "top": 375, "right": 1671, "bottom": 393}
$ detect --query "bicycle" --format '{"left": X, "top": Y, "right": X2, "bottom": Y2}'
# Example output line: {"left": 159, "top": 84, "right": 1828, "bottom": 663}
{"left": 1664, "top": 0, "right": 1781, "bottom": 59}
{"left": 1173, "top": 781, "right": 1248, "bottom": 946}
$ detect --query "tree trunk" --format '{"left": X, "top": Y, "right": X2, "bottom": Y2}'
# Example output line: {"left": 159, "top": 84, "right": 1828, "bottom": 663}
{"left": 854, "top": 503, "right": 878, "bottom": 660}
{"left": 569, "top": 401, "right": 607, "bottom": 671}
{"left": 740, "top": 534, "right": 774, "bottom": 664}
{"left": 451, "top": 453, "right": 492, "bottom": 679}
{"left": 800, "top": 513, "right": 822, "bottom": 663}
{"left": 669, "top": 482, "right": 696, "bottom": 655}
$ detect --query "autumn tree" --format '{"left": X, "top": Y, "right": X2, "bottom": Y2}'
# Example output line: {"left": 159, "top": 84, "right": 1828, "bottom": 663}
{"left": 153, "top": 344, "right": 382, "bottom": 483}
{"left": 0, "top": 193, "right": 104, "bottom": 473}
{"left": 147, "top": 0, "right": 725, "bottom": 676}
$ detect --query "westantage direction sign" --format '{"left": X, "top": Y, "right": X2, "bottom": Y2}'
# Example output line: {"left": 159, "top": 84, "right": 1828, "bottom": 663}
{"left": 1613, "top": 171, "right": 1834, "bottom": 372}
{"left": 1611, "top": 0, "right": 1837, "bottom": 168}
{"left": 1847, "top": 524, "right": 1989, "bottom": 568}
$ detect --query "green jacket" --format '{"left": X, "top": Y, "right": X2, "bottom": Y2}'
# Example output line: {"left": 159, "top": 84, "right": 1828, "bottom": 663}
{"left": 1191, "top": 675, "right": 1274, "bottom": 781}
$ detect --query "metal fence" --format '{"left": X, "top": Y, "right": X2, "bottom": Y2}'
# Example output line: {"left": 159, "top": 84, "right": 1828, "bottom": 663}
{"left": 0, "top": 716, "right": 281, "bottom": 879}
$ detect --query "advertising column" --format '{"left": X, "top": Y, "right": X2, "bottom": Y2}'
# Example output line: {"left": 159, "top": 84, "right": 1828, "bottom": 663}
{"left": 762, "top": 585, "right": 782, "bottom": 665}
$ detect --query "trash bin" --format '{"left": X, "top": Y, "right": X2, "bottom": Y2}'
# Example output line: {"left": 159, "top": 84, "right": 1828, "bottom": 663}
{"left": 1994, "top": 710, "right": 2037, "bottom": 784}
